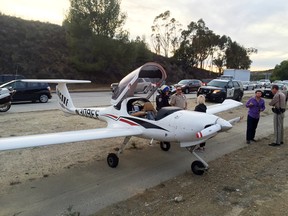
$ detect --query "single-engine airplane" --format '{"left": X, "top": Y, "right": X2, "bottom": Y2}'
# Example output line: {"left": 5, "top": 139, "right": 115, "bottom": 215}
{"left": 0, "top": 62, "right": 242, "bottom": 175}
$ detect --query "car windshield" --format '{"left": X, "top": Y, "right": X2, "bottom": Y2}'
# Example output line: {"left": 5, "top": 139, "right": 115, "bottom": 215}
{"left": 207, "top": 80, "right": 227, "bottom": 88}
{"left": 178, "top": 80, "right": 189, "bottom": 84}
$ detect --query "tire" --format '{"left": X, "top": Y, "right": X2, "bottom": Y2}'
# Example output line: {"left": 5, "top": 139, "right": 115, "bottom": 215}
{"left": 0, "top": 103, "right": 11, "bottom": 112}
{"left": 236, "top": 93, "right": 243, "bottom": 102}
{"left": 160, "top": 142, "right": 171, "bottom": 151}
{"left": 39, "top": 94, "right": 49, "bottom": 103}
{"left": 191, "top": 160, "right": 205, "bottom": 175}
{"left": 185, "top": 88, "right": 189, "bottom": 94}
{"left": 107, "top": 153, "right": 119, "bottom": 168}
{"left": 218, "top": 94, "right": 226, "bottom": 103}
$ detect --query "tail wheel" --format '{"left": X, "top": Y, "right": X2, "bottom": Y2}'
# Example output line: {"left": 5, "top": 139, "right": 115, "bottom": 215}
{"left": 107, "top": 153, "right": 119, "bottom": 168}
{"left": 160, "top": 142, "right": 171, "bottom": 151}
{"left": 191, "top": 160, "right": 205, "bottom": 175}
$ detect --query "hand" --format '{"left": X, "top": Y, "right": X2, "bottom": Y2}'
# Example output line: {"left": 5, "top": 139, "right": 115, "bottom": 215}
{"left": 249, "top": 102, "right": 253, "bottom": 107}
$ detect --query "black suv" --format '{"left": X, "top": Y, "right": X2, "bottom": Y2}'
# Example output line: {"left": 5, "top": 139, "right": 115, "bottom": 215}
{"left": 197, "top": 79, "right": 244, "bottom": 103}
{"left": 0, "top": 80, "right": 52, "bottom": 103}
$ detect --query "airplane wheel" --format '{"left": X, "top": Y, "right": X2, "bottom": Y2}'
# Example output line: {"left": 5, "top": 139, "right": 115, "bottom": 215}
{"left": 107, "top": 153, "right": 119, "bottom": 168}
{"left": 191, "top": 160, "right": 205, "bottom": 175}
{"left": 160, "top": 142, "right": 170, "bottom": 151}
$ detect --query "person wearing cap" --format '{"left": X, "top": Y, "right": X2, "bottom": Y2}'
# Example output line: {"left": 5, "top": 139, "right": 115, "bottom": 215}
{"left": 156, "top": 85, "right": 170, "bottom": 111}
{"left": 170, "top": 86, "right": 187, "bottom": 109}
{"left": 245, "top": 90, "right": 266, "bottom": 144}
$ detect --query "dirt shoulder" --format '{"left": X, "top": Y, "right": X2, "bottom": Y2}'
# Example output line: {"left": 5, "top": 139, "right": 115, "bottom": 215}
{"left": 95, "top": 131, "right": 288, "bottom": 216}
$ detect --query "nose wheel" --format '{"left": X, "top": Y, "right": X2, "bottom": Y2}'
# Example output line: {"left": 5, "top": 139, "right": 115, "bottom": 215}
{"left": 191, "top": 160, "right": 205, "bottom": 175}
{"left": 186, "top": 146, "right": 209, "bottom": 175}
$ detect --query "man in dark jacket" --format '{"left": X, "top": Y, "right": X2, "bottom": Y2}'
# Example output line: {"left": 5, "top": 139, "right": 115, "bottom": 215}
{"left": 156, "top": 85, "right": 170, "bottom": 111}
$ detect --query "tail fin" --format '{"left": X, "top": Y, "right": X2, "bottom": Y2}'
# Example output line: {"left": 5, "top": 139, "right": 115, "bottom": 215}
{"left": 22, "top": 79, "right": 91, "bottom": 114}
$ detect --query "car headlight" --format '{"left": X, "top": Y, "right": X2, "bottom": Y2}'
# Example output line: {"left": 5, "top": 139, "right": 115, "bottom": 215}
{"left": 212, "top": 90, "right": 221, "bottom": 94}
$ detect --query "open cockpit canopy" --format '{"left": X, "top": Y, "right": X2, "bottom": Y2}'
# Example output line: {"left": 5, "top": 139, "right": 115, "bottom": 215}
{"left": 111, "top": 62, "right": 167, "bottom": 105}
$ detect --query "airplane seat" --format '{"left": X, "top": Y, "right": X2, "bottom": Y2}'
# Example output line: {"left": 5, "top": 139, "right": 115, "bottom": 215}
{"left": 155, "top": 106, "right": 182, "bottom": 120}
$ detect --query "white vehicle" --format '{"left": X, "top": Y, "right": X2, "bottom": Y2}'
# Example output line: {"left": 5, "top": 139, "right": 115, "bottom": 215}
{"left": 0, "top": 62, "right": 242, "bottom": 175}
{"left": 242, "top": 81, "right": 255, "bottom": 90}
{"left": 223, "top": 69, "right": 250, "bottom": 81}
{"left": 259, "top": 79, "right": 271, "bottom": 88}
{"left": 111, "top": 78, "right": 152, "bottom": 93}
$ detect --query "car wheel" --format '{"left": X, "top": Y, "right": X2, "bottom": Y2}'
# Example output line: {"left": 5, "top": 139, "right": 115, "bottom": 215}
{"left": 218, "top": 94, "right": 226, "bottom": 103}
{"left": 185, "top": 88, "right": 189, "bottom": 94}
{"left": 39, "top": 94, "right": 49, "bottom": 103}
{"left": 236, "top": 93, "right": 243, "bottom": 102}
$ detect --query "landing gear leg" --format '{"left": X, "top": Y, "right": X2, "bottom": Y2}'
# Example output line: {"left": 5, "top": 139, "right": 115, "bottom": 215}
{"left": 186, "top": 146, "right": 209, "bottom": 175}
{"left": 107, "top": 136, "right": 132, "bottom": 168}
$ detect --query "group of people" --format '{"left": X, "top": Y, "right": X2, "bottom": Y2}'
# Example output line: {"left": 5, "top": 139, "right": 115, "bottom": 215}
{"left": 156, "top": 85, "right": 207, "bottom": 151}
{"left": 156, "top": 85, "right": 188, "bottom": 111}
{"left": 246, "top": 85, "right": 287, "bottom": 146}
{"left": 157, "top": 83, "right": 287, "bottom": 150}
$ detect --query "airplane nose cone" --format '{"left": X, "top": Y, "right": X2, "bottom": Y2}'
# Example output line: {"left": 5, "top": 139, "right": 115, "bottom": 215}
{"left": 216, "top": 118, "right": 232, "bottom": 131}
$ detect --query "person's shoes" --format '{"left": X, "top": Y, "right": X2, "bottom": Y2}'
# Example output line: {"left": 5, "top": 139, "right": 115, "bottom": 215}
{"left": 280, "top": 142, "right": 284, "bottom": 145}
{"left": 268, "top": 143, "right": 280, "bottom": 146}
{"left": 251, "top": 139, "right": 257, "bottom": 142}
{"left": 246, "top": 140, "right": 251, "bottom": 144}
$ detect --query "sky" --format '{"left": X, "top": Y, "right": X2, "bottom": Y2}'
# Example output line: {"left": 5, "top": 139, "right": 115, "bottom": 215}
{"left": 1, "top": 0, "right": 288, "bottom": 71}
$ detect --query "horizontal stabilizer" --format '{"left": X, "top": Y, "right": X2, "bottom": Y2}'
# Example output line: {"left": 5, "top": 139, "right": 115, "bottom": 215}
{"left": 21, "top": 79, "right": 91, "bottom": 84}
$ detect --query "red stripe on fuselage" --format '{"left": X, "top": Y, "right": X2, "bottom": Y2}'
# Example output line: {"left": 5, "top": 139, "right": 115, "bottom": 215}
{"left": 119, "top": 118, "right": 139, "bottom": 126}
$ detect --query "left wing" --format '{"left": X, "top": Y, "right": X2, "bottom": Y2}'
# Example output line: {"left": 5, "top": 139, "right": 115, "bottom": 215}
{"left": 0, "top": 128, "right": 142, "bottom": 151}
{"left": 206, "top": 99, "right": 242, "bottom": 114}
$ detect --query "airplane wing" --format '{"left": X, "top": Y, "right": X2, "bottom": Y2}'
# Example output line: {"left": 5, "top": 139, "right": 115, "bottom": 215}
{"left": 206, "top": 99, "right": 242, "bottom": 114}
{"left": 0, "top": 128, "right": 142, "bottom": 151}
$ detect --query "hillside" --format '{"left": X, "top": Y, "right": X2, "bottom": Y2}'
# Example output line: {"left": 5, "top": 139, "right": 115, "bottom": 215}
{"left": 0, "top": 14, "right": 218, "bottom": 84}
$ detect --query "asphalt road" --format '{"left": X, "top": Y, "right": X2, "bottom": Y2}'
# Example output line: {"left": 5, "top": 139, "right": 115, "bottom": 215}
{"left": 7, "top": 91, "right": 198, "bottom": 113}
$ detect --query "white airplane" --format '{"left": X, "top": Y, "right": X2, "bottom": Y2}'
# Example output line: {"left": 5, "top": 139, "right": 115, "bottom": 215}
{"left": 0, "top": 62, "right": 242, "bottom": 175}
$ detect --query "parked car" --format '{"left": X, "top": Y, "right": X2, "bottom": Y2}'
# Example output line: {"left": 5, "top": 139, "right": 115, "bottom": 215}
{"left": 0, "top": 80, "right": 52, "bottom": 103}
{"left": 0, "top": 74, "right": 25, "bottom": 85}
{"left": 111, "top": 78, "right": 152, "bottom": 94}
{"left": 175, "top": 79, "right": 202, "bottom": 94}
{"left": 259, "top": 79, "right": 271, "bottom": 88}
{"left": 242, "top": 81, "right": 255, "bottom": 90}
{"left": 197, "top": 79, "right": 244, "bottom": 103}
{"left": 201, "top": 78, "right": 213, "bottom": 86}
{"left": 250, "top": 81, "right": 262, "bottom": 89}
{"left": 263, "top": 83, "right": 286, "bottom": 98}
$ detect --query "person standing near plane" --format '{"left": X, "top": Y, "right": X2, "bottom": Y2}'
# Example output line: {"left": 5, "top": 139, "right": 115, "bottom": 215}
{"left": 194, "top": 95, "right": 207, "bottom": 150}
{"left": 156, "top": 85, "right": 170, "bottom": 111}
{"left": 268, "top": 85, "right": 286, "bottom": 146}
{"left": 170, "top": 86, "right": 187, "bottom": 109}
{"left": 246, "top": 90, "right": 265, "bottom": 144}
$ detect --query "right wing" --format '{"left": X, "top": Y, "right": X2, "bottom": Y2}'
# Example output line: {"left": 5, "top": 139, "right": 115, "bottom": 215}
{"left": 0, "top": 127, "right": 142, "bottom": 151}
{"left": 206, "top": 99, "right": 242, "bottom": 114}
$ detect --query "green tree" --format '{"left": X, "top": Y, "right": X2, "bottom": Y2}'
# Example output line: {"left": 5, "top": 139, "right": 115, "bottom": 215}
{"left": 64, "top": 0, "right": 127, "bottom": 38}
{"left": 151, "top": 10, "right": 182, "bottom": 57}
{"left": 272, "top": 60, "right": 288, "bottom": 80}
{"left": 225, "top": 41, "right": 252, "bottom": 69}
{"left": 174, "top": 19, "right": 218, "bottom": 69}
